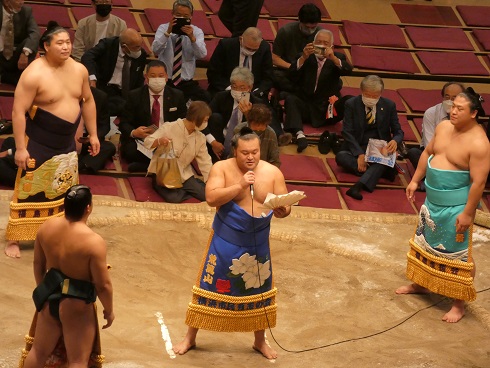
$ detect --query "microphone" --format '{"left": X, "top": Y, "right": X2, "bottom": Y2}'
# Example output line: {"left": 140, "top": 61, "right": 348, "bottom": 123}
{"left": 248, "top": 170, "right": 254, "bottom": 199}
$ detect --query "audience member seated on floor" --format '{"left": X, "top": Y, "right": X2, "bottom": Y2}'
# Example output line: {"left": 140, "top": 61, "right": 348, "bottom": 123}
{"left": 203, "top": 67, "right": 288, "bottom": 163}
{"left": 152, "top": 0, "right": 210, "bottom": 103}
{"left": 0, "top": 0, "right": 39, "bottom": 85}
{"left": 72, "top": 0, "right": 127, "bottom": 62}
{"left": 272, "top": 3, "right": 321, "bottom": 93}
{"left": 0, "top": 136, "right": 16, "bottom": 187}
{"left": 406, "top": 82, "right": 465, "bottom": 171}
{"left": 283, "top": 29, "right": 352, "bottom": 153}
{"left": 119, "top": 60, "right": 187, "bottom": 172}
{"left": 232, "top": 103, "right": 281, "bottom": 168}
{"left": 336, "top": 75, "right": 404, "bottom": 200}
{"left": 78, "top": 87, "right": 116, "bottom": 174}
{"left": 144, "top": 100, "right": 212, "bottom": 203}
{"left": 81, "top": 28, "right": 147, "bottom": 116}
{"left": 206, "top": 27, "right": 273, "bottom": 102}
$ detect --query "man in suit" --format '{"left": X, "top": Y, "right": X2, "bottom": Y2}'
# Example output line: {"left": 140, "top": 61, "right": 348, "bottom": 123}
{"left": 206, "top": 27, "right": 273, "bottom": 101}
{"left": 81, "top": 28, "right": 147, "bottom": 116}
{"left": 72, "top": 0, "right": 127, "bottom": 62}
{"left": 218, "top": 0, "right": 264, "bottom": 37}
{"left": 284, "top": 29, "right": 352, "bottom": 152}
{"left": 78, "top": 87, "right": 116, "bottom": 174}
{"left": 0, "top": 0, "right": 39, "bottom": 85}
{"left": 336, "top": 75, "right": 404, "bottom": 200}
{"left": 119, "top": 60, "right": 187, "bottom": 172}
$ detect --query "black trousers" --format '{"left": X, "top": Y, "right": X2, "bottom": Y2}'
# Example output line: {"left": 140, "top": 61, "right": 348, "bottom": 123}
{"left": 152, "top": 175, "right": 205, "bottom": 203}
{"left": 0, "top": 40, "right": 36, "bottom": 85}
{"left": 0, "top": 137, "right": 16, "bottom": 187}
{"left": 218, "top": 0, "right": 264, "bottom": 37}
{"left": 120, "top": 139, "right": 151, "bottom": 166}
{"left": 79, "top": 141, "right": 116, "bottom": 173}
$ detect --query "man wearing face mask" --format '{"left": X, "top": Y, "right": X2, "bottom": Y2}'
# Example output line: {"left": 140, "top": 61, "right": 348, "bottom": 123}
{"left": 207, "top": 27, "right": 273, "bottom": 101}
{"left": 81, "top": 28, "right": 147, "bottom": 116}
{"left": 336, "top": 75, "right": 404, "bottom": 200}
{"left": 119, "top": 60, "right": 187, "bottom": 172}
{"left": 272, "top": 3, "right": 322, "bottom": 93}
{"left": 0, "top": 0, "right": 39, "bottom": 85}
{"left": 406, "top": 82, "right": 465, "bottom": 172}
{"left": 283, "top": 29, "right": 352, "bottom": 152}
{"left": 72, "top": 0, "right": 127, "bottom": 62}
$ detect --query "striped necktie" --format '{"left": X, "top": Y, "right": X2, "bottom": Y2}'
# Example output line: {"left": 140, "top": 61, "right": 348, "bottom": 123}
{"left": 172, "top": 37, "right": 183, "bottom": 86}
{"left": 366, "top": 107, "right": 374, "bottom": 125}
{"left": 3, "top": 15, "right": 14, "bottom": 60}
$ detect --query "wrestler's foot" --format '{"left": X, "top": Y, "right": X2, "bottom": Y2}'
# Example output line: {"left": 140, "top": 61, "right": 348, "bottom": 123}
{"left": 172, "top": 338, "right": 196, "bottom": 355}
{"left": 4, "top": 241, "right": 20, "bottom": 258}
{"left": 395, "top": 283, "right": 430, "bottom": 295}
{"left": 442, "top": 300, "right": 465, "bottom": 323}
{"left": 253, "top": 342, "right": 277, "bottom": 360}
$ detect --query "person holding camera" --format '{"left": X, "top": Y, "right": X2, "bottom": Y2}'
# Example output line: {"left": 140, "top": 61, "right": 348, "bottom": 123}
{"left": 152, "top": 0, "right": 209, "bottom": 103}
{"left": 283, "top": 29, "right": 352, "bottom": 152}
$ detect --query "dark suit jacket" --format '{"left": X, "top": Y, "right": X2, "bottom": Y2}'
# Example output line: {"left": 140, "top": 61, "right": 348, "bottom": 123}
{"left": 289, "top": 52, "right": 352, "bottom": 104}
{"left": 342, "top": 95, "right": 404, "bottom": 157}
{"left": 119, "top": 84, "right": 187, "bottom": 143}
{"left": 90, "top": 86, "right": 110, "bottom": 140}
{"left": 0, "top": 5, "right": 39, "bottom": 53}
{"left": 206, "top": 37, "right": 273, "bottom": 96}
{"left": 81, "top": 36, "right": 147, "bottom": 90}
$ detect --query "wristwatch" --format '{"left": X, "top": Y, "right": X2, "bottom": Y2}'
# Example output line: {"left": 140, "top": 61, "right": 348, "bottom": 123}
{"left": 23, "top": 50, "right": 30, "bottom": 57}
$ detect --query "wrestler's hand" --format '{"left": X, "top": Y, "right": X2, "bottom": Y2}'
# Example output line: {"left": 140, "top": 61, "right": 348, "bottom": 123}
{"left": 15, "top": 148, "right": 30, "bottom": 170}
{"left": 406, "top": 181, "right": 418, "bottom": 202}
{"left": 455, "top": 212, "right": 472, "bottom": 233}
{"left": 240, "top": 170, "right": 255, "bottom": 189}
{"left": 102, "top": 310, "right": 114, "bottom": 329}
{"left": 211, "top": 140, "right": 224, "bottom": 160}
{"left": 273, "top": 205, "right": 289, "bottom": 218}
{"left": 386, "top": 140, "right": 398, "bottom": 154}
{"left": 88, "top": 135, "right": 100, "bottom": 156}
{"left": 357, "top": 154, "right": 367, "bottom": 173}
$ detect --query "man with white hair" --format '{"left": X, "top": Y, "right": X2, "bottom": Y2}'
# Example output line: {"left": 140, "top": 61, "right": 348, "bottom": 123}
{"left": 283, "top": 29, "right": 352, "bottom": 152}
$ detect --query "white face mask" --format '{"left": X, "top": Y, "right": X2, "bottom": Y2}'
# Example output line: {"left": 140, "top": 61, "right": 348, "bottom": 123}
{"left": 241, "top": 46, "right": 256, "bottom": 57}
{"left": 148, "top": 77, "right": 166, "bottom": 93}
{"left": 197, "top": 121, "right": 208, "bottom": 131}
{"left": 231, "top": 90, "right": 250, "bottom": 102}
{"left": 299, "top": 24, "right": 316, "bottom": 36}
{"left": 442, "top": 99, "right": 453, "bottom": 114}
{"left": 125, "top": 46, "right": 141, "bottom": 59}
{"left": 362, "top": 95, "right": 379, "bottom": 108}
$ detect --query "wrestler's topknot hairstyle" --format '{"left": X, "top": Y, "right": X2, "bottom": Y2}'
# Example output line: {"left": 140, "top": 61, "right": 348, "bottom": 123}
{"left": 64, "top": 185, "right": 92, "bottom": 222}
{"left": 231, "top": 126, "right": 259, "bottom": 149}
{"left": 458, "top": 87, "right": 486, "bottom": 120}
{"left": 39, "top": 21, "right": 68, "bottom": 51}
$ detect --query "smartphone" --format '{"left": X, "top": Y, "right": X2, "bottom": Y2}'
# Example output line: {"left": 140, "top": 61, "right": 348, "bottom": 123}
{"left": 173, "top": 17, "right": 191, "bottom": 35}
{"left": 240, "top": 92, "right": 250, "bottom": 104}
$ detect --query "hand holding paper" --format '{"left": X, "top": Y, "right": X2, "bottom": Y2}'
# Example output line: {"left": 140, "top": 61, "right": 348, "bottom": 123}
{"left": 263, "top": 190, "right": 307, "bottom": 209}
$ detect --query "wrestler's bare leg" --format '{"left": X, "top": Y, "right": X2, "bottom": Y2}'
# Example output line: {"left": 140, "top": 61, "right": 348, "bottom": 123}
{"left": 60, "top": 298, "right": 97, "bottom": 367}
{"left": 4, "top": 240, "right": 20, "bottom": 258}
{"left": 442, "top": 299, "right": 465, "bottom": 323}
{"left": 23, "top": 306, "right": 62, "bottom": 368}
{"left": 395, "top": 283, "right": 430, "bottom": 295}
{"left": 253, "top": 330, "right": 277, "bottom": 360}
{"left": 173, "top": 327, "right": 198, "bottom": 355}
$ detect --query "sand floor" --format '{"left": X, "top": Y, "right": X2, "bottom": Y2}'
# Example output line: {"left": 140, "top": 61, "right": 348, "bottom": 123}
{"left": 1, "top": 190, "right": 490, "bottom": 368}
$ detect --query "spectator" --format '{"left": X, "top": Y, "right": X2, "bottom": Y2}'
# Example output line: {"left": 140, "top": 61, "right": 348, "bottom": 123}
{"left": 272, "top": 3, "right": 322, "bottom": 92}
{"left": 77, "top": 87, "right": 116, "bottom": 174}
{"left": 0, "top": 136, "right": 15, "bottom": 187}
{"left": 218, "top": 0, "right": 264, "bottom": 37}
{"left": 284, "top": 29, "right": 352, "bottom": 152}
{"left": 72, "top": 0, "right": 127, "bottom": 62}
{"left": 406, "top": 82, "right": 464, "bottom": 170}
{"left": 144, "top": 100, "right": 212, "bottom": 203}
{"left": 206, "top": 27, "right": 273, "bottom": 101}
{"left": 232, "top": 104, "right": 281, "bottom": 168}
{"left": 336, "top": 75, "right": 404, "bottom": 200}
{"left": 81, "top": 28, "right": 147, "bottom": 116}
{"left": 152, "top": 0, "right": 209, "bottom": 103}
{"left": 0, "top": 0, "right": 39, "bottom": 85}
{"left": 119, "top": 60, "right": 186, "bottom": 172}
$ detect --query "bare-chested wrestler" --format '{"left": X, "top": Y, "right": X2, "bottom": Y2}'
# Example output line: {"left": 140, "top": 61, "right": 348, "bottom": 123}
{"left": 396, "top": 91, "right": 490, "bottom": 323}
{"left": 173, "top": 127, "right": 291, "bottom": 359}
{"left": 23, "top": 185, "right": 114, "bottom": 367}
{"left": 4, "top": 21, "right": 100, "bottom": 258}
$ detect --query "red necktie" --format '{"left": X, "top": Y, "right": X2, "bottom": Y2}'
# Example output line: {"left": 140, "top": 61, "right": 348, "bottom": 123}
{"left": 151, "top": 95, "right": 160, "bottom": 127}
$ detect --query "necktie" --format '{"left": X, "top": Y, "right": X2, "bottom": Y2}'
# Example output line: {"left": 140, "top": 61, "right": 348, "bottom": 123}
{"left": 172, "top": 37, "right": 182, "bottom": 86}
{"left": 3, "top": 15, "right": 14, "bottom": 60}
{"left": 243, "top": 55, "right": 249, "bottom": 69}
{"left": 366, "top": 107, "right": 374, "bottom": 125}
{"left": 151, "top": 95, "right": 160, "bottom": 127}
{"left": 121, "top": 56, "right": 131, "bottom": 98}
{"left": 223, "top": 106, "right": 240, "bottom": 157}
{"left": 314, "top": 59, "right": 324, "bottom": 92}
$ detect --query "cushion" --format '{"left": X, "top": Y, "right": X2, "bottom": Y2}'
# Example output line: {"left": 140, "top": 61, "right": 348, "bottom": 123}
{"left": 280, "top": 154, "right": 331, "bottom": 182}
{"left": 392, "top": 4, "right": 461, "bottom": 26}
{"left": 0, "top": 96, "right": 14, "bottom": 120}
{"left": 472, "top": 29, "right": 490, "bottom": 52}
{"left": 397, "top": 88, "right": 441, "bottom": 113}
{"left": 285, "top": 184, "right": 342, "bottom": 209}
{"left": 209, "top": 14, "right": 231, "bottom": 38}
{"left": 340, "top": 187, "right": 416, "bottom": 214}
{"left": 350, "top": 46, "right": 420, "bottom": 74}
{"left": 405, "top": 26, "right": 473, "bottom": 51}
{"left": 70, "top": 0, "right": 131, "bottom": 6}
{"left": 263, "top": 0, "right": 329, "bottom": 18}
{"left": 326, "top": 158, "right": 403, "bottom": 186}
{"left": 398, "top": 115, "right": 417, "bottom": 142}
{"left": 202, "top": 38, "right": 220, "bottom": 64}
{"left": 456, "top": 5, "right": 490, "bottom": 27}
{"left": 29, "top": 4, "right": 72, "bottom": 28}
{"left": 417, "top": 51, "right": 488, "bottom": 76}
{"left": 342, "top": 20, "right": 408, "bottom": 48}
{"left": 79, "top": 175, "right": 122, "bottom": 197}
{"left": 413, "top": 117, "right": 423, "bottom": 136}
{"left": 257, "top": 18, "right": 275, "bottom": 42}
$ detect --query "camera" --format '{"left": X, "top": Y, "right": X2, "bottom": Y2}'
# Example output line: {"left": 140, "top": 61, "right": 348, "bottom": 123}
{"left": 313, "top": 45, "right": 326, "bottom": 56}
{"left": 173, "top": 17, "right": 191, "bottom": 35}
